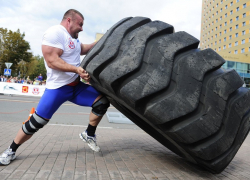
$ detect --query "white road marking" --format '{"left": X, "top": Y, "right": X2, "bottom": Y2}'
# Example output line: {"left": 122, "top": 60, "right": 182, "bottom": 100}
{"left": 48, "top": 123, "right": 113, "bottom": 129}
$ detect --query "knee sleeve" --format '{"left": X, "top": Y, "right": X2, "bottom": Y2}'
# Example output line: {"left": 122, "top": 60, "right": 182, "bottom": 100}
{"left": 22, "top": 112, "right": 49, "bottom": 135}
{"left": 92, "top": 96, "right": 110, "bottom": 116}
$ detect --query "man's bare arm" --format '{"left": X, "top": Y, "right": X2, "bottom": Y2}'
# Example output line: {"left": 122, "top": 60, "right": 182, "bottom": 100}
{"left": 42, "top": 45, "right": 90, "bottom": 81}
{"left": 81, "top": 42, "right": 97, "bottom": 55}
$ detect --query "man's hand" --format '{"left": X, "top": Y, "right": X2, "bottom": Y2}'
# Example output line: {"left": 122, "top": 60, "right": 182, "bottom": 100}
{"left": 76, "top": 67, "right": 90, "bottom": 82}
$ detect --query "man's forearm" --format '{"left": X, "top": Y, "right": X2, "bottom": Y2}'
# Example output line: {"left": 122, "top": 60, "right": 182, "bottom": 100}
{"left": 47, "top": 56, "right": 78, "bottom": 73}
{"left": 81, "top": 42, "right": 97, "bottom": 55}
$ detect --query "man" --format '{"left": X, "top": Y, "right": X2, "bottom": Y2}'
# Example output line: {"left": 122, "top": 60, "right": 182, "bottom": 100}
{"left": 0, "top": 9, "right": 110, "bottom": 165}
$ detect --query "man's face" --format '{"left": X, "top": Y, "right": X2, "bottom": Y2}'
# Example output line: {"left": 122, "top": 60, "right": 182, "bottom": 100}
{"left": 69, "top": 14, "right": 83, "bottom": 39}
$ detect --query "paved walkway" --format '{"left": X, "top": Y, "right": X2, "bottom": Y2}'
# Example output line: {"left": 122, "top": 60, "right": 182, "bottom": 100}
{"left": 0, "top": 121, "right": 250, "bottom": 180}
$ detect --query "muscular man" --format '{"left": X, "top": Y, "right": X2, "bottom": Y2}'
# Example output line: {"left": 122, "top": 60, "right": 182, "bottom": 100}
{"left": 0, "top": 9, "right": 109, "bottom": 165}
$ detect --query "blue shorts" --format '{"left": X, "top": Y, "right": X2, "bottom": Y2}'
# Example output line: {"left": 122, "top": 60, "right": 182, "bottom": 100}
{"left": 35, "top": 82, "right": 101, "bottom": 119}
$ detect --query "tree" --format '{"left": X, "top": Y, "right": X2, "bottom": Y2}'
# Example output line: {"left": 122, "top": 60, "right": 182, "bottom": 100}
{"left": 0, "top": 28, "right": 32, "bottom": 76}
{"left": 25, "top": 55, "right": 46, "bottom": 80}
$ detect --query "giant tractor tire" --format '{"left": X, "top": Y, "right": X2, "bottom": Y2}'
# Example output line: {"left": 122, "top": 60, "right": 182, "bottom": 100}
{"left": 80, "top": 17, "right": 250, "bottom": 173}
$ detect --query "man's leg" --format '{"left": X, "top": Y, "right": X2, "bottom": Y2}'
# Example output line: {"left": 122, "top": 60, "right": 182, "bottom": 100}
{"left": 0, "top": 113, "right": 49, "bottom": 165}
{"left": 13, "top": 128, "right": 33, "bottom": 145}
{"left": 79, "top": 95, "right": 110, "bottom": 152}
{"left": 87, "top": 95, "right": 105, "bottom": 136}
{"left": 72, "top": 83, "right": 110, "bottom": 152}
{"left": 0, "top": 86, "right": 71, "bottom": 165}
{"left": 13, "top": 117, "right": 50, "bottom": 145}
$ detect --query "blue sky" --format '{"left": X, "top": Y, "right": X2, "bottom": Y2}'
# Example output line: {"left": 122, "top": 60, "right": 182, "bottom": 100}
{"left": 0, "top": 0, "right": 202, "bottom": 56}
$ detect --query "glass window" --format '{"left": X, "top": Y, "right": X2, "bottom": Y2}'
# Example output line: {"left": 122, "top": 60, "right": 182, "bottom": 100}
{"left": 236, "top": 7, "right": 239, "bottom": 11}
{"left": 241, "top": 48, "right": 245, "bottom": 53}
{"left": 236, "top": 62, "right": 248, "bottom": 73}
{"left": 220, "top": 8, "right": 222, "bottom": 12}
{"left": 223, "top": 45, "right": 226, "bottom": 49}
{"left": 229, "top": 35, "right": 232, "bottom": 39}
{"left": 235, "top": 50, "right": 238, "bottom": 54}
{"left": 230, "top": 1, "right": 233, "bottom": 6}
{"left": 215, "top": 41, "right": 217, "bottom": 45}
{"left": 243, "top": 13, "right": 246, "bottom": 18}
{"left": 243, "top": 22, "right": 246, "bottom": 26}
{"left": 215, "top": 34, "right": 217, "bottom": 38}
{"left": 229, "top": 43, "right": 232, "bottom": 47}
{"left": 219, "top": 39, "right": 221, "bottom": 43}
{"left": 242, "top": 30, "right": 245, "bottom": 35}
{"left": 243, "top": 3, "right": 246, "bottom": 8}
{"left": 236, "top": 16, "right": 239, "bottom": 21}
{"left": 225, "top": 5, "right": 228, "bottom": 9}
{"left": 219, "top": 47, "right": 221, "bottom": 51}
{"left": 236, "top": 0, "right": 239, "bottom": 2}
{"left": 230, "top": 27, "right": 232, "bottom": 31}
{"left": 225, "top": 13, "right": 227, "bottom": 18}
{"left": 235, "top": 41, "right": 238, "bottom": 46}
{"left": 224, "top": 37, "right": 226, "bottom": 41}
{"left": 235, "top": 24, "right": 238, "bottom": 29}
{"left": 224, "top": 29, "right": 227, "bottom": 34}
{"left": 236, "top": 33, "right": 238, "bottom": 37}
{"left": 242, "top": 39, "right": 245, "bottom": 44}
{"left": 216, "top": 19, "right": 218, "bottom": 23}
{"left": 225, "top": 22, "right": 227, "bottom": 26}
{"left": 220, "top": 32, "right": 222, "bottom": 36}
{"left": 230, "top": 19, "right": 232, "bottom": 23}
{"left": 230, "top": 10, "right": 233, "bottom": 15}
{"left": 220, "top": 16, "right": 222, "bottom": 20}
{"left": 227, "top": 61, "right": 236, "bottom": 69}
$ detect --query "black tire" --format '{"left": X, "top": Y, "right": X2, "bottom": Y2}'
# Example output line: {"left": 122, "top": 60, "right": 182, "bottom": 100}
{"left": 81, "top": 17, "right": 250, "bottom": 173}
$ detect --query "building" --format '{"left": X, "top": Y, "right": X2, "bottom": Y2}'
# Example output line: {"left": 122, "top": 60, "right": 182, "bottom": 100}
{"left": 95, "top": 33, "right": 104, "bottom": 41}
{"left": 200, "top": 0, "right": 250, "bottom": 87}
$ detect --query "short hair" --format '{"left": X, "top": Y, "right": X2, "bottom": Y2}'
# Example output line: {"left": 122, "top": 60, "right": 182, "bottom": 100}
{"left": 62, "top": 9, "right": 84, "bottom": 21}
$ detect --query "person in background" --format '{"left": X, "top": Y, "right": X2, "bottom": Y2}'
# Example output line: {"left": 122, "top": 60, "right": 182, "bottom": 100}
{"left": 37, "top": 74, "right": 43, "bottom": 81}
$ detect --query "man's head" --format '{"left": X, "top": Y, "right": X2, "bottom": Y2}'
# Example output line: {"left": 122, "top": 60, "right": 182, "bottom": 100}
{"left": 61, "top": 9, "right": 84, "bottom": 39}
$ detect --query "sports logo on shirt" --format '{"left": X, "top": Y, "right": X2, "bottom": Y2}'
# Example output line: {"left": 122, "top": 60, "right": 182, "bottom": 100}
{"left": 68, "top": 38, "right": 75, "bottom": 49}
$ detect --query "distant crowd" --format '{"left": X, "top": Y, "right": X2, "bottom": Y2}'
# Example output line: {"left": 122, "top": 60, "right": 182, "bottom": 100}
{"left": 0, "top": 74, "right": 46, "bottom": 85}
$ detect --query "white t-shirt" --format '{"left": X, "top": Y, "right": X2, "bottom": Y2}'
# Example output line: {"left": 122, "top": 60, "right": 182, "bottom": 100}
{"left": 42, "top": 25, "right": 81, "bottom": 89}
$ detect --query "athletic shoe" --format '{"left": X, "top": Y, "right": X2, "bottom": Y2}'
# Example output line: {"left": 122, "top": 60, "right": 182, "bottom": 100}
{"left": 0, "top": 147, "right": 16, "bottom": 165}
{"left": 79, "top": 131, "right": 100, "bottom": 152}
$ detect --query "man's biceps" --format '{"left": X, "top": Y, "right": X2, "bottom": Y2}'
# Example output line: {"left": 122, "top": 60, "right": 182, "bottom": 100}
{"left": 43, "top": 45, "right": 63, "bottom": 56}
